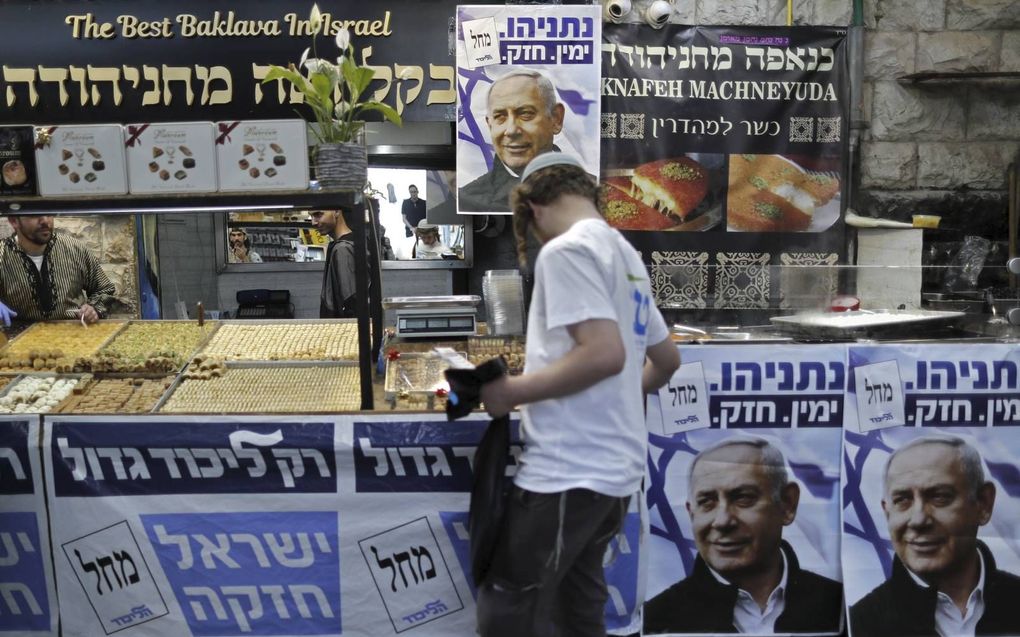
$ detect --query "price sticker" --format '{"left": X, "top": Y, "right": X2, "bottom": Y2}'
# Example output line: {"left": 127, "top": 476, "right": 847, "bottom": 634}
{"left": 658, "top": 361, "right": 711, "bottom": 435}
{"left": 461, "top": 17, "right": 500, "bottom": 69}
{"left": 854, "top": 360, "right": 906, "bottom": 432}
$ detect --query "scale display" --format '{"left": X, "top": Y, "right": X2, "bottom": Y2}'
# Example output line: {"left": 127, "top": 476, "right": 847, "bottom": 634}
{"left": 395, "top": 310, "right": 478, "bottom": 338}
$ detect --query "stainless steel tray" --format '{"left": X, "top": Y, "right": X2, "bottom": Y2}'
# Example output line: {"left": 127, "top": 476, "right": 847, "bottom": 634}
{"left": 382, "top": 295, "right": 481, "bottom": 310}
{"left": 384, "top": 352, "right": 462, "bottom": 397}
{"left": 770, "top": 309, "right": 966, "bottom": 338}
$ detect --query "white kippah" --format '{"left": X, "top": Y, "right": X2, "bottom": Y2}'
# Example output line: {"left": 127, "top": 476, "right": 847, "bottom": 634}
{"left": 520, "top": 151, "right": 584, "bottom": 182}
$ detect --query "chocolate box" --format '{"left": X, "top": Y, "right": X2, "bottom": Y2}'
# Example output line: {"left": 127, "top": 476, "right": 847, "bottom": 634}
{"left": 34, "top": 124, "right": 128, "bottom": 197}
{"left": 215, "top": 120, "right": 309, "bottom": 192}
{"left": 125, "top": 122, "right": 217, "bottom": 194}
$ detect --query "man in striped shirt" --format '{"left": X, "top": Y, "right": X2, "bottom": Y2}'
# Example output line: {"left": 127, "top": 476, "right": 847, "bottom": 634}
{"left": 0, "top": 214, "right": 116, "bottom": 325}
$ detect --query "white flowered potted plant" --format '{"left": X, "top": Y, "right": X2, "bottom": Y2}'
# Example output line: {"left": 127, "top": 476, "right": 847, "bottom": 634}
{"left": 263, "top": 3, "right": 401, "bottom": 190}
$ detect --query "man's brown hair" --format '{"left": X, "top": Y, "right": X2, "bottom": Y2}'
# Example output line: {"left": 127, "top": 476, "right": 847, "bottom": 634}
{"left": 509, "top": 165, "right": 600, "bottom": 269}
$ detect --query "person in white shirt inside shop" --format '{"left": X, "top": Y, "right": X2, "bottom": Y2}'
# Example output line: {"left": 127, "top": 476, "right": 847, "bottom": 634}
{"left": 644, "top": 436, "right": 843, "bottom": 635}
{"left": 412, "top": 220, "right": 451, "bottom": 259}
{"left": 850, "top": 434, "right": 1020, "bottom": 637}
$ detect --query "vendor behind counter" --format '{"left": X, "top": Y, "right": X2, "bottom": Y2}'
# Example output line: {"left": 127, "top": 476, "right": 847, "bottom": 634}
{"left": 0, "top": 214, "right": 116, "bottom": 327}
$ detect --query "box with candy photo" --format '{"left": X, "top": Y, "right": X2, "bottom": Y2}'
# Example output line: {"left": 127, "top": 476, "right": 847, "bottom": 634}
{"left": 34, "top": 124, "right": 128, "bottom": 197}
{"left": 0, "top": 126, "right": 37, "bottom": 196}
{"left": 125, "top": 122, "right": 217, "bottom": 194}
{"left": 215, "top": 120, "right": 309, "bottom": 191}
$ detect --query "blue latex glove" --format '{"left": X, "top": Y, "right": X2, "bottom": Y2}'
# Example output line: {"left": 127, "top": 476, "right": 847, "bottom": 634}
{"left": 0, "top": 301, "right": 16, "bottom": 327}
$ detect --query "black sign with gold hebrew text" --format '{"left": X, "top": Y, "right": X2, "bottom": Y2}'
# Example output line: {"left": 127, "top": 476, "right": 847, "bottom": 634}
{"left": 0, "top": 0, "right": 458, "bottom": 124}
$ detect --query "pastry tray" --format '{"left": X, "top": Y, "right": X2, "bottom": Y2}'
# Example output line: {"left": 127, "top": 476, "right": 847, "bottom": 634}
{"left": 384, "top": 352, "right": 461, "bottom": 397}
{"left": 194, "top": 319, "right": 358, "bottom": 361}
{"left": 0, "top": 373, "right": 93, "bottom": 414}
{"left": 54, "top": 374, "right": 177, "bottom": 414}
{"left": 94, "top": 320, "right": 221, "bottom": 371}
{"left": 153, "top": 360, "right": 360, "bottom": 414}
{"left": 0, "top": 320, "right": 128, "bottom": 370}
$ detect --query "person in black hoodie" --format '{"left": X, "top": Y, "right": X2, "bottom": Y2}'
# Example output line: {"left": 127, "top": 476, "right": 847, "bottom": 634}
{"left": 849, "top": 434, "right": 1020, "bottom": 637}
{"left": 644, "top": 436, "right": 843, "bottom": 635}
{"left": 311, "top": 209, "right": 356, "bottom": 318}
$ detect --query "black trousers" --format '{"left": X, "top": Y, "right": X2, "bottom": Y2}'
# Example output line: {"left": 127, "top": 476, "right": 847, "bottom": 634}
{"left": 476, "top": 486, "right": 628, "bottom": 637}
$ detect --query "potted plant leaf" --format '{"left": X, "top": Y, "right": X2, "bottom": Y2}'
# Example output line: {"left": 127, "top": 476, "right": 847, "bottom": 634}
{"left": 262, "top": 4, "right": 402, "bottom": 190}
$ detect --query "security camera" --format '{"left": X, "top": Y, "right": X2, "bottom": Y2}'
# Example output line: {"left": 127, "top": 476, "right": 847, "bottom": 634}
{"left": 644, "top": 0, "right": 673, "bottom": 28}
{"left": 603, "top": 0, "right": 632, "bottom": 23}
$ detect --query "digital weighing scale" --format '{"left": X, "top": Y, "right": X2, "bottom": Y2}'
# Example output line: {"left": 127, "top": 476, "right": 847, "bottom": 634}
{"left": 383, "top": 295, "right": 481, "bottom": 338}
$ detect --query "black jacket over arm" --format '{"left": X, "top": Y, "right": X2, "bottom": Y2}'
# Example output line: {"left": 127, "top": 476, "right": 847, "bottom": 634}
{"left": 644, "top": 540, "right": 844, "bottom": 635}
{"left": 849, "top": 541, "right": 1020, "bottom": 637}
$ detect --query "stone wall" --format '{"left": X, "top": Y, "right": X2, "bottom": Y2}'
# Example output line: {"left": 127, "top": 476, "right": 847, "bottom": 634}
{"left": 0, "top": 216, "right": 139, "bottom": 318}
{"left": 860, "top": 0, "right": 1019, "bottom": 238}
{"left": 613, "top": 0, "right": 1020, "bottom": 236}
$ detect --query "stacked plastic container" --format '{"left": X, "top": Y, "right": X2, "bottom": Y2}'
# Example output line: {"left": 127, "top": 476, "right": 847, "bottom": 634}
{"left": 482, "top": 270, "right": 525, "bottom": 335}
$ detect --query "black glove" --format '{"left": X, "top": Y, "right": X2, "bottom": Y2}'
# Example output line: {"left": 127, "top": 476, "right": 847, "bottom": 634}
{"left": 443, "top": 356, "right": 508, "bottom": 421}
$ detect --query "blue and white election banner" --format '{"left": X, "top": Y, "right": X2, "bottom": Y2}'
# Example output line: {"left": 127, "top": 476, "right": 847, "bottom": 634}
{"left": 44, "top": 416, "right": 343, "bottom": 637}
{"left": 842, "top": 344, "right": 1020, "bottom": 632}
{"left": 645, "top": 345, "right": 845, "bottom": 636}
{"left": 0, "top": 416, "right": 57, "bottom": 636}
{"left": 42, "top": 413, "right": 640, "bottom": 636}
{"left": 456, "top": 4, "right": 602, "bottom": 215}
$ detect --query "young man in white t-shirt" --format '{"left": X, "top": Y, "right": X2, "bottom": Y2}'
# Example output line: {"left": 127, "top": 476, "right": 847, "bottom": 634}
{"left": 478, "top": 152, "right": 680, "bottom": 637}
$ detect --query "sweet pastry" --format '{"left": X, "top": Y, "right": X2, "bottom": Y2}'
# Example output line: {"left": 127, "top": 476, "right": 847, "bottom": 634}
{"left": 2, "top": 160, "right": 27, "bottom": 186}
{"left": 600, "top": 178, "right": 676, "bottom": 231}
{"left": 727, "top": 190, "right": 811, "bottom": 232}
{"left": 798, "top": 172, "right": 840, "bottom": 206}
{"left": 160, "top": 365, "right": 360, "bottom": 413}
{"left": 88, "top": 147, "right": 102, "bottom": 159}
{"left": 179, "top": 145, "right": 193, "bottom": 157}
{"left": 0, "top": 321, "right": 122, "bottom": 372}
{"left": 152, "top": 146, "right": 164, "bottom": 158}
{"left": 631, "top": 157, "right": 709, "bottom": 220}
{"left": 726, "top": 154, "right": 840, "bottom": 232}
{"left": 182, "top": 157, "right": 196, "bottom": 169}
{"left": 199, "top": 323, "right": 359, "bottom": 361}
